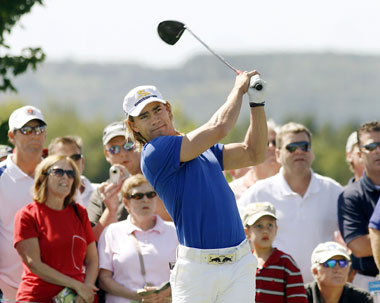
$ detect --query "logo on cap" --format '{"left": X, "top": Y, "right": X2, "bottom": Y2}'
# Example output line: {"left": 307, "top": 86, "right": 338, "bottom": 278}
{"left": 27, "top": 108, "right": 34, "bottom": 115}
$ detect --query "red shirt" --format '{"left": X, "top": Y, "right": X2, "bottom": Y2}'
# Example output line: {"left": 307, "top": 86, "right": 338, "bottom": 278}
{"left": 14, "top": 201, "right": 95, "bottom": 302}
{"left": 255, "top": 248, "right": 308, "bottom": 303}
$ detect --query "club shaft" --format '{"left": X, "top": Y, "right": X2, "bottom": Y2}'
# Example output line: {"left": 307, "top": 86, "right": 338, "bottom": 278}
{"left": 185, "top": 26, "right": 239, "bottom": 74}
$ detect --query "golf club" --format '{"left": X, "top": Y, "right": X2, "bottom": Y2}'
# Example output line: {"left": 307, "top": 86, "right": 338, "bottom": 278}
{"left": 157, "top": 20, "right": 263, "bottom": 90}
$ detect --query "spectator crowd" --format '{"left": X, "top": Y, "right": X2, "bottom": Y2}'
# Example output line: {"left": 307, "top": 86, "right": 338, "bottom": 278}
{"left": 1, "top": 81, "right": 380, "bottom": 303}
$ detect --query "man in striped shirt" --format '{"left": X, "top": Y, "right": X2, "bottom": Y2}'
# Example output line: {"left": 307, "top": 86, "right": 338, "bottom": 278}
{"left": 243, "top": 202, "right": 308, "bottom": 302}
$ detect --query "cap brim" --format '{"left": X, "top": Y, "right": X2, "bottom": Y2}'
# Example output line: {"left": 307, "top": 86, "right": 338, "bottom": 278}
{"left": 129, "top": 98, "right": 166, "bottom": 117}
{"left": 103, "top": 131, "right": 127, "bottom": 146}
{"left": 318, "top": 251, "right": 350, "bottom": 263}
{"left": 245, "top": 212, "right": 277, "bottom": 226}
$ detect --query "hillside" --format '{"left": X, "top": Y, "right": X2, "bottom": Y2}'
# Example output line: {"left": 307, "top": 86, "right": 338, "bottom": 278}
{"left": 1, "top": 52, "right": 379, "bottom": 126}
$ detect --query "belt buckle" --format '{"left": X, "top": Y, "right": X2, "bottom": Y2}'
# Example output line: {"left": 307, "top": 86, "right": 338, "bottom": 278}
{"left": 207, "top": 254, "right": 235, "bottom": 264}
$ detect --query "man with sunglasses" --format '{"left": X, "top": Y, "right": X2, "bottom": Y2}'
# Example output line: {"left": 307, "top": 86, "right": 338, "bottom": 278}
{"left": 239, "top": 122, "right": 343, "bottom": 283}
{"left": 0, "top": 105, "right": 47, "bottom": 300}
{"left": 48, "top": 136, "right": 95, "bottom": 208}
{"left": 87, "top": 121, "right": 141, "bottom": 241}
{"left": 306, "top": 241, "right": 373, "bottom": 302}
{"left": 338, "top": 121, "right": 380, "bottom": 292}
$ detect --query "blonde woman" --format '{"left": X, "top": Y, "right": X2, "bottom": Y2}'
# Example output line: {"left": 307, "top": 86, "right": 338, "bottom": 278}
{"left": 14, "top": 155, "right": 98, "bottom": 303}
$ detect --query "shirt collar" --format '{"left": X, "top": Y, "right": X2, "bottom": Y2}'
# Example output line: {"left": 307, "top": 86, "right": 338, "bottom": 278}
{"left": 5, "top": 154, "right": 33, "bottom": 181}
{"left": 278, "top": 167, "right": 319, "bottom": 197}
{"left": 361, "top": 172, "right": 380, "bottom": 193}
{"left": 125, "top": 214, "right": 165, "bottom": 235}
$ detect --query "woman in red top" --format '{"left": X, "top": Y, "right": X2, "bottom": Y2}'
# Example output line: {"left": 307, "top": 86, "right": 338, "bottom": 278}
{"left": 14, "top": 154, "right": 98, "bottom": 303}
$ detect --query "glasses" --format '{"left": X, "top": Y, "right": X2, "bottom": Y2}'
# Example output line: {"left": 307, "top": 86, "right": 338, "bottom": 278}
{"left": 267, "top": 139, "right": 276, "bottom": 147}
{"left": 127, "top": 191, "right": 157, "bottom": 200}
{"left": 70, "top": 154, "right": 83, "bottom": 161}
{"left": 285, "top": 141, "right": 310, "bottom": 153}
{"left": 17, "top": 125, "right": 46, "bottom": 135}
{"left": 107, "top": 142, "right": 135, "bottom": 155}
{"left": 322, "top": 259, "right": 349, "bottom": 269}
{"left": 46, "top": 168, "right": 76, "bottom": 179}
{"left": 362, "top": 142, "right": 380, "bottom": 152}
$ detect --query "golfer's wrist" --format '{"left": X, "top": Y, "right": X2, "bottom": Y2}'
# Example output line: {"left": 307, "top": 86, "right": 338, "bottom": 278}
{"left": 249, "top": 101, "right": 265, "bottom": 108}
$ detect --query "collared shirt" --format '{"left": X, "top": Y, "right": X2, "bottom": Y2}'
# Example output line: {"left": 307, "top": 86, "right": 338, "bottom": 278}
{"left": 98, "top": 215, "right": 178, "bottom": 303}
{"left": 0, "top": 155, "right": 35, "bottom": 288}
{"left": 74, "top": 175, "right": 96, "bottom": 209}
{"left": 305, "top": 281, "right": 373, "bottom": 303}
{"left": 339, "top": 172, "right": 380, "bottom": 274}
{"left": 238, "top": 168, "right": 342, "bottom": 283}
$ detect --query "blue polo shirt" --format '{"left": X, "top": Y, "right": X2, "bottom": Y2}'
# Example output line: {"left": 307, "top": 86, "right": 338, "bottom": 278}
{"left": 338, "top": 172, "right": 380, "bottom": 275}
{"left": 141, "top": 135, "right": 245, "bottom": 249}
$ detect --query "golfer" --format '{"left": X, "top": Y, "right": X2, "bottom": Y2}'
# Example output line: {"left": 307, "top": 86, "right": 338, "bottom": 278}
{"left": 123, "top": 70, "right": 267, "bottom": 303}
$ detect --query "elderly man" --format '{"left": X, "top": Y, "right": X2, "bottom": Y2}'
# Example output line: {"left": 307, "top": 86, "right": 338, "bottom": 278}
{"left": 306, "top": 241, "right": 373, "bottom": 302}
{"left": 124, "top": 70, "right": 267, "bottom": 302}
{"left": 339, "top": 121, "right": 380, "bottom": 291}
{"left": 238, "top": 122, "right": 343, "bottom": 283}
{"left": 48, "top": 135, "right": 95, "bottom": 208}
{"left": 87, "top": 121, "right": 141, "bottom": 240}
{"left": 0, "top": 105, "right": 47, "bottom": 300}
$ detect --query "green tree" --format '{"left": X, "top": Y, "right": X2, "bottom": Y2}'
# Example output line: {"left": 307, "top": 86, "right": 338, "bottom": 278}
{"left": 0, "top": 0, "right": 45, "bottom": 92}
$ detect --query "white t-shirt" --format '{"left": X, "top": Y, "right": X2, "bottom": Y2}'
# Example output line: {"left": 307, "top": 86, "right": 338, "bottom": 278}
{"left": 98, "top": 215, "right": 178, "bottom": 303}
{"left": 238, "top": 168, "right": 343, "bottom": 283}
{"left": 0, "top": 155, "right": 34, "bottom": 288}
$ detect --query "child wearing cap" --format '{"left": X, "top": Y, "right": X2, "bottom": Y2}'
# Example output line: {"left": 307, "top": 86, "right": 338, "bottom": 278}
{"left": 243, "top": 202, "right": 308, "bottom": 302}
{"left": 306, "top": 241, "right": 373, "bottom": 302}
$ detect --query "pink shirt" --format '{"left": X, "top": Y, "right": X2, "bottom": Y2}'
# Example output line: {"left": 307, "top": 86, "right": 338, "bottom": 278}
{"left": 98, "top": 215, "right": 178, "bottom": 303}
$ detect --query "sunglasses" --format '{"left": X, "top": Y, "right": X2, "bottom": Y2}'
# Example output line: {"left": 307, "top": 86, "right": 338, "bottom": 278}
{"left": 46, "top": 168, "right": 76, "bottom": 179}
{"left": 322, "top": 259, "right": 349, "bottom": 269}
{"left": 70, "top": 154, "right": 83, "bottom": 161}
{"left": 17, "top": 125, "right": 46, "bottom": 135}
{"left": 285, "top": 141, "right": 310, "bottom": 153}
{"left": 107, "top": 142, "right": 135, "bottom": 155}
{"left": 127, "top": 191, "right": 157, "bottom": 200}
{"left": 362, "top": 142, "right": 380, "bottom": 152}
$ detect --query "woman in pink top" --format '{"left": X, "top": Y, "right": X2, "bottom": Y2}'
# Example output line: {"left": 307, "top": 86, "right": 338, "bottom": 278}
{"left": 98, "top": 174, "right": 178, "bottom": 303}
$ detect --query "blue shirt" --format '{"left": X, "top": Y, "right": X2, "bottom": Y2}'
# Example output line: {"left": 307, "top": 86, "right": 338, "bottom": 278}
{"left": 141, "top": 136, "right": 245, "bottom": 249}
{"left": 338, "top": 172, "right": 380, "bottom": 274}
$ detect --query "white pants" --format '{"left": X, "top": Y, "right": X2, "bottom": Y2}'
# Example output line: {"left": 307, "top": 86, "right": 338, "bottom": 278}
{"left": 0, "top": 278, "right": 17, "bottom": 301}
{"left": 170, "top": 240, "right": 257, "bottom": 303}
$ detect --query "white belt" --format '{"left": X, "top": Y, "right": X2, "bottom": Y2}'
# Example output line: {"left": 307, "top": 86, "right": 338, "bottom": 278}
{"left": 177, "top": 240, "right": 250, "bottom": 265}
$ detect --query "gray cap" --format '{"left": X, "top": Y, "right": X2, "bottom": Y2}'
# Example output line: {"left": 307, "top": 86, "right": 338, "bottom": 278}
{"left": 0, "top": 145, "right": 12, "bottom": 159}
{"left": 102, "top": 121, "right": 127, "bottom": 146}
{"left": 242, "top": 202, "right": 277, "bottom": 227}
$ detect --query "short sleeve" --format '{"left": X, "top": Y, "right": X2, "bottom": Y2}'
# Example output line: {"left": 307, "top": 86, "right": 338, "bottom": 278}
{"left": 369, "top": 197, "right": 380, "bottom": 230}
{"left": 14, "top": 206, "right": 39, "bottom": 247}
{"left": 98, "top": 226, "right": 114, "bottom": 271}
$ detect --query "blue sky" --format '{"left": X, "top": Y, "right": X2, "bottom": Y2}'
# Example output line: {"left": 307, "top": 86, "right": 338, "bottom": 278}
{"left": 6, "top": 0, "right": 380, "bottom": 67}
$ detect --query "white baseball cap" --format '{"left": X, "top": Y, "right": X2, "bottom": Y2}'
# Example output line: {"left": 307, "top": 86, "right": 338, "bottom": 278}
{"left": 346, "top": 131, "right": 358, "bottom": 153}
{"left": 123, "top": 85, "right": 166, "bottom": 117}
{"left": 311, "top": 241, "right": 350, "bottom": 268}
{"left": 102, "top": 121, "right": 128, "bottom": 146}
{"left": 8, "top": 105, "right": 46, "bottom": 131}
{"left": 242, "top": 202, "right": 277, "bottom": 227}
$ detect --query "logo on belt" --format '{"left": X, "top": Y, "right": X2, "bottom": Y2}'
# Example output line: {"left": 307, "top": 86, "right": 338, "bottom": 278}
{"left": 208, "top": 254, "right": 235, "bottom": 264}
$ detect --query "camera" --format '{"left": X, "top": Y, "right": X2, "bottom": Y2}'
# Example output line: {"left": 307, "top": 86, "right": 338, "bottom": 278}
{"left": 109, "top": 166, "right": 121, "bottom": 184}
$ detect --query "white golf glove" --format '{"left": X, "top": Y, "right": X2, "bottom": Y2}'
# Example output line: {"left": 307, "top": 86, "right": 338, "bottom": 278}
{"left": 247, "top": 75, "right": 266, "bottom": 104}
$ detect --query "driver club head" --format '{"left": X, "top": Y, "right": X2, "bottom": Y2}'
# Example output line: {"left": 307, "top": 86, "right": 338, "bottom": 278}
{"left": 157, "top": 20, "right": 186, "bottom": 45}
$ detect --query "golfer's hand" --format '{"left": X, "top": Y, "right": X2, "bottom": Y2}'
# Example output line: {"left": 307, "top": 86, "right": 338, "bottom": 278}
{"left": 234, "top": 70, "right": 260, "bottom": 94}
{"left": 247, "top": 74, "right": 266, "bottom": 103}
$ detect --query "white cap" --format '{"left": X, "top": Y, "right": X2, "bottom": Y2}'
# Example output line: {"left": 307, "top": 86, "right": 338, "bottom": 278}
{"left": 123, "top": 85, "right": 166, "bottom": 117}
{"left": 242, "top": 202, "right": 277, "bottom": 227}
{"left": 311, "top": 241, "right": 350, "bottom": 268}
{"left": 102, "top": 121, "right": 127, "bottom": 146}
{"left": 346, "top": 131, "right": 358, "bottom": 152}
{"left": 8, "top": 105, "right": 46, "bottom": 131}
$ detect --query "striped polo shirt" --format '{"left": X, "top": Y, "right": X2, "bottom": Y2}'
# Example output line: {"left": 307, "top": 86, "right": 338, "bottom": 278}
{"left": 255, "top": 248, "right": 308, "bottom": 303}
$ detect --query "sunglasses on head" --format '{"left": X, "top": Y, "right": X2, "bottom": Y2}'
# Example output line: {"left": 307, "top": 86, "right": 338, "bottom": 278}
{"left": 285, "top": 141, "right": 310, "bottom": 153}
{"left": 17, "top": 125, "right": 46, "bottom": 135}
{"left": 46, "top": 168, "right": 76, "bottom": 179}
{"left": 362, "top": 142, "right": 380, "bottom": 152}
{"left": 322, "top": 259, "right": 349, "bottom": 269}
{"left": 107, "top": 142, "right": 135, "bottom": 155}
{"left": 70, "top": 154, "right": 83, "bottom": 161}
{"left": 127, "top": 191, "right": 157, "bottom": 200}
